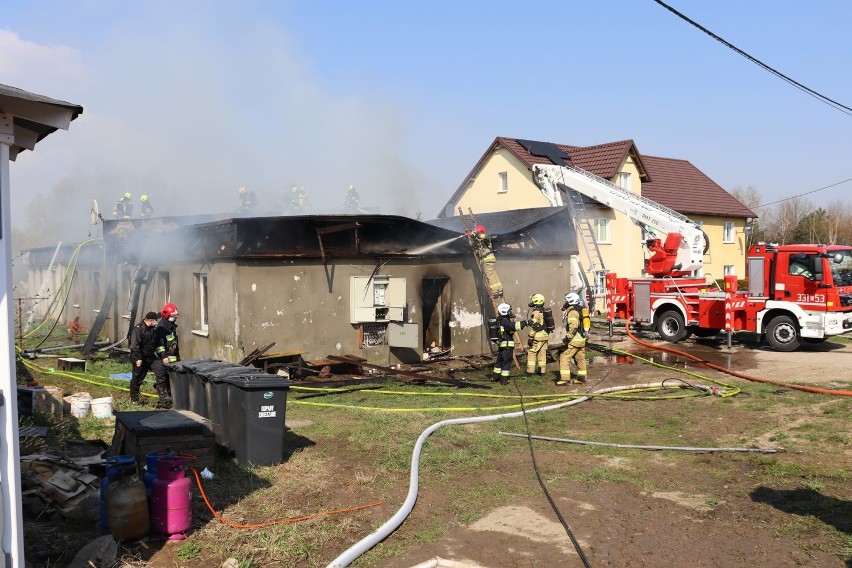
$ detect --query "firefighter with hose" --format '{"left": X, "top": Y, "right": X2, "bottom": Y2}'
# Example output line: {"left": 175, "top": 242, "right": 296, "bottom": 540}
{"left": 467, "top": 224, "right": 503, "bottom": 299}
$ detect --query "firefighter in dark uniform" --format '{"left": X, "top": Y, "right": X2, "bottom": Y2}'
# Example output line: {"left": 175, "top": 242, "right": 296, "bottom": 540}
{"left": 152, "top": 303, "right": 180, "bottom": 407}
{"left": 492, "top": 302, "right": 527, "bottom": 385}
{"left": 114, "top": 192, "right": 133, "bottom": 219}
{"left": 526, "top": 293, "right": 550, "bottom": 376}
{"left": 128, "top": 311, "right": 160, "bottom": 405}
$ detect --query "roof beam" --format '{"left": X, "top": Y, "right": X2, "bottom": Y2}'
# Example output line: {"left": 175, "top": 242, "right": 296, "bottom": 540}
{"left": 0, "top": 97, "right": 75, "bottom": 130}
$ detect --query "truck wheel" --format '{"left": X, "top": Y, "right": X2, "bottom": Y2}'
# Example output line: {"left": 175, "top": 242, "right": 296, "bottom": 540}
{"left": 656, "top": 310, "right": 688, "bottom": 343}
{"left": 765, "top": 315, "right": 802, "bottom": 352}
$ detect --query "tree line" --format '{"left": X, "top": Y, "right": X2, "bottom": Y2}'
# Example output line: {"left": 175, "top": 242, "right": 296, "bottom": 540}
{"left": 731, "top": 186, "right": 852, "bottom": 247}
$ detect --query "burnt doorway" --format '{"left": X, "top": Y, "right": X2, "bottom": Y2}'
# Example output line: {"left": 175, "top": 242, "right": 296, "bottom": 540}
{"left": 422, "top": 277, "right": 451, "bottom": 351}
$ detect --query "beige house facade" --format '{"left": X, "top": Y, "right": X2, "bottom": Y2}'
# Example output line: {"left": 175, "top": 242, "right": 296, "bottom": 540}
{"left": 440, "top": 137, "right": 757, "bottom": 298}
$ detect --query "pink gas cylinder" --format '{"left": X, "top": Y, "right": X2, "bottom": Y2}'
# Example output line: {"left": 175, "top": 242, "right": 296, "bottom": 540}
{"left": 150, "top": 457, "right": 192, "bottom": 540}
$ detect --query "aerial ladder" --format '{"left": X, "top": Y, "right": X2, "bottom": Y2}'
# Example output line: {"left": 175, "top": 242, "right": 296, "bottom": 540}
{"left": 458, "top": 207, "right": 524, "bottom": 368}
{"left": 532, "top": 163, "right": 708, "bottom": 279}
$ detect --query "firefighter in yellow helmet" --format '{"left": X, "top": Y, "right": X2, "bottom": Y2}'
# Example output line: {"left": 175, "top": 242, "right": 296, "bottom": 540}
{"left": 288, "top": 185, "right": 307, "bottom": 213}
{"left": 237, "top": 186, "right": 256, "bottom": 214}
{"left": 557, "top": 292, "right": 588, "bottom": 385}
{"left": 139, "top": 194, "right": 153, "bottom": 218}
{"left": 114, "top": 192, "right": 133, "bottom": 219}
{"left": 344, "top": 184, "right": 360, "bottom": 210}
{"left": 525, "top": 293, "right": 550, "bottom": 376}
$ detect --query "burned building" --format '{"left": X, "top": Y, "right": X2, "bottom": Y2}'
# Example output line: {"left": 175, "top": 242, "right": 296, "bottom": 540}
{"left": 26, "top": 209, "right": 578, "bottom": 365}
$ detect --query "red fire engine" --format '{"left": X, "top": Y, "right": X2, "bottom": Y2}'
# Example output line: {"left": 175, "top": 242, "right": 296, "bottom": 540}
{"left": 606, "top": 243, "right": 852, "bottom": 351}
{"left": 531, "top": 163, "right": 852, "bottom": 351}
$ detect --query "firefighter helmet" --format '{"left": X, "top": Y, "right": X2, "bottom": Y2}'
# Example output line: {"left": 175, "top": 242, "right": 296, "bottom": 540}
{"left": 348, "top": 184, "right": 355, "bottom": 191}
{"left": 123, "top": 192, "right": 132, "bottom": 199}
{"left": 529, "top": 293, "right": 545, "bottom": 307}
{"left": 475, "top": 225, "right": 486, "bottom": 234}
{"left": 564, "top": 292, "right": 581, "bottom": 306}
{"left": 238, "top": 187, "right": 246, "bottom": 195}
{"left": 497, "top": 303, "right": 512, "bottom": 316}
{"left": 161, "top": 303, "right": 179, "bottom": 318}
{"left": 140, "top": 194, "right": 149, "bottom": 202}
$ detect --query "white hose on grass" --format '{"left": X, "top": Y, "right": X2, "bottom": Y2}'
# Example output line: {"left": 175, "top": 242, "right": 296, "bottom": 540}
{"left": 325, "top": 382, "right": 683, "bottom": 568}
{"left": 498, "top": 432, "right": 785, "bottom": 453}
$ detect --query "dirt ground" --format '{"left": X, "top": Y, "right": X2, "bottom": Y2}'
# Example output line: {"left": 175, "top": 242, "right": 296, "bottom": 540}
{"left": 362, "top": 334, "right": 852, "bottom": 568}
{"left": 27, "top": 330, "right": 852, "bottom": 568}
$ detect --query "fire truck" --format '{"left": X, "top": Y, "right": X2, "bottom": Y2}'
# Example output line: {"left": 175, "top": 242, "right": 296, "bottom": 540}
{"left": 533, "top": 163, "right": 852, "bottom": 351}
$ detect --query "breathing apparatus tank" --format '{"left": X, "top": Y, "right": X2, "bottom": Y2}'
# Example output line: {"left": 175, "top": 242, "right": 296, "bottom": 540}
{"left": 543, "top": 307, "right": 555, "bottom": 333}
{"left": 487, "top": 318, "right": 500, "bottom": 343}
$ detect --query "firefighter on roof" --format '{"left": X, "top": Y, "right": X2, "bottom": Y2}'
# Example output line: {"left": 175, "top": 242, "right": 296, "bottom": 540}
{"left": 139, "top": 194, "right": 153, "bottom": 218}
{"left": 468, "top": 224, "right": 503, "bottom": 299}
{"left": 114, "top": 192, "right": 133, "bottom": 219}
{"left": 557, "top": 292, "right": 589, "bottom": 385}
{"left": 289, "top": 185, "right": 307, "bottom": 212}
{"left": 344, "top": 184, "right": 360, "bottom": 210}
{"left": 237, "top": 186, "right": 256, "bottom": 214}
{"left": 526, "top": 293, "right": 550, "bottom": 376}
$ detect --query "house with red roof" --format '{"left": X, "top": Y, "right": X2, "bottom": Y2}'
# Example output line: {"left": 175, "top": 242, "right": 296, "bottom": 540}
{"left": 438, "top": 137, "right": 756, "bottom": 299}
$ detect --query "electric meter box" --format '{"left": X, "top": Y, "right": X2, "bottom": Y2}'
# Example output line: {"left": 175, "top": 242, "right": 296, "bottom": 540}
{"left": 350, "top": 276, "right": 406, "bottom": 323}
{"left": 388, "top": 322, "right": 419, "bottom": 348}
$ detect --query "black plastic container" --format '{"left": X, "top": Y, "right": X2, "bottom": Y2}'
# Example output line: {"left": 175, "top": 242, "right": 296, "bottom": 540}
{"left": 165, "top": 359, "right": 220, "bottom": 411}
{"left": 203, "top": 366, "right": 266, "bottom": 447}
{"left": 181, "top": 361, "right": 234, "bottom": 417}
{"left": 222, "top": 374, "right": 293, "bottom": 466}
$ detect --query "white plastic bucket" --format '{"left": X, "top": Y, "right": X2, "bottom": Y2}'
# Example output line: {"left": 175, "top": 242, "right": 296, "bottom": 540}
{"left": 69, "top": 395, "right": 92, "bottom": 418}
{"left": 90, "top": 396, "right": 114, "bottom": 418}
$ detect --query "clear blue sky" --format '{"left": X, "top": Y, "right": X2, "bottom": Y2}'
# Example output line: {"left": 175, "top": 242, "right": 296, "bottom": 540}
{"left": 3, "top": 0, "right": 850, "bottom": 238}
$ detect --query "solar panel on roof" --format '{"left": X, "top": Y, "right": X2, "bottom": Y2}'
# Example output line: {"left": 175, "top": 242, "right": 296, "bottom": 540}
{"left": 515, "top": 139, "right": 570, "bottom": 165}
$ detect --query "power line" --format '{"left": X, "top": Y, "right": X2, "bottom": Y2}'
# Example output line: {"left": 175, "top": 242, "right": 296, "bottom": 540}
{"left": 652, "top": 0, "right": 852, "bottom": 117}
{"left": 752, "top": 177, "right": 852, "bottom": 209}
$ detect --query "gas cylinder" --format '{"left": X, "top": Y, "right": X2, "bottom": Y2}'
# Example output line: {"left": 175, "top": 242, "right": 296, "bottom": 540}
{"left": 150, "top": 457, "right": 192, "bottom": 540}
{"left": 105, "top": 471, "right": 149, "bottom": 541}
{"left": 143, "top": 450, "right": 174, "bottom": 499}
{"left": 100, "top": 455, "right": 137, "bottom": 532}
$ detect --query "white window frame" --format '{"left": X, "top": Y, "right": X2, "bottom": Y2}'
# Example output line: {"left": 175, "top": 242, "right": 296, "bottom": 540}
{"left": 724, "top": 265, "right": 735, "bottom": 276}
{"left": 195, "top": 272, "right": 208, "bottom": 333}
{"left": 723, "top": 221, "right": 735, "bottom": 243}
{"left": 593, "top": 218, "right": 611, "bottom": 244}
{"left": 497, "top": 171, "right": 508, "bottom": 193}
{"left": 619, "top": 172, "right": 631, "bottom": 191}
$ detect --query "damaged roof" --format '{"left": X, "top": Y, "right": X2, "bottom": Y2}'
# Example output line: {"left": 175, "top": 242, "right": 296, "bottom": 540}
{"left": 106, "top": 211, "right": 577, "bottom": 264}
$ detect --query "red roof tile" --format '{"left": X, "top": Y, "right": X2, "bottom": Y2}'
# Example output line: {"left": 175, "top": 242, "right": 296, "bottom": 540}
{"left": 641, "top": 155, "right": 756, "bottom": 218}
{"left": 501, "top": 137, "right": 755, "bottom": 219}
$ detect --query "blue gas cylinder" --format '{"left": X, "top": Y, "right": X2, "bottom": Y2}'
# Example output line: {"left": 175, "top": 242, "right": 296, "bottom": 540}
{"left": 100, "top": 455, "right": 137, "bottom": 532}
{"left": 143, "top": 450, "right": 175, "bottom": 499}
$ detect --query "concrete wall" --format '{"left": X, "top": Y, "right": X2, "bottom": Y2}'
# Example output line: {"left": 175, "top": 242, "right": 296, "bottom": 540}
{"left": 167, "top": 254, "right": 572, "bottom": 366}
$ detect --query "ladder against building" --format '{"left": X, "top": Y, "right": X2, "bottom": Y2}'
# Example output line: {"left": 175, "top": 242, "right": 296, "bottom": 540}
{"left": 458, "top": 207, "right": 523, "bottom": 367}
{"left": 563, "top": 190, "right": 608, "bottom": 313}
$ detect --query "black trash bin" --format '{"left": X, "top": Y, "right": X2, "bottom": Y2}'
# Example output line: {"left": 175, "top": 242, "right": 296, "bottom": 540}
{"left": 166, "top": 359, "right": 220, "bottom": 411}
{"left": 223, "top": 374, "right": 293, "bottom": 466}
{"left": 204, "top": 366, "right": 267, "bottom": 447}
{"left": 182, "top": 361, "right": 234, "bottom": 417}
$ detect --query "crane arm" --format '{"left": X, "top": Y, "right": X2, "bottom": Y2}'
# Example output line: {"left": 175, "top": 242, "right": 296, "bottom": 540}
{"left": 532, "top": 163, "right": 708, "bottom": 276}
